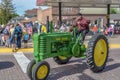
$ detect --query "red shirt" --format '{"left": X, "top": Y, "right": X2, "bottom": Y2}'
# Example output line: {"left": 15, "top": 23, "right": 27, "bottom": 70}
{"left": 76, "top": 17, "right": 89, "bottom": 30}
{"left": 93, "top": 25, "right": 98, "bottom": 32}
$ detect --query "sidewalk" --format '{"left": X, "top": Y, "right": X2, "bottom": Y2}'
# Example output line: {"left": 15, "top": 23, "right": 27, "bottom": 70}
{"left": 0, "top": 48, "right": 33, "bottom": 54}
{"left": 0, "top": 35, "right": 120, "bottom": 54}
{"left": 0, "top": 42, "right": 33, "bottom": 54}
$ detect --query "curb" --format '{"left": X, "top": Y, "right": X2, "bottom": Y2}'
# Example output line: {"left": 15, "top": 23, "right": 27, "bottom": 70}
{"left": 0, "top": 48, "right": 33, "bottom": 54}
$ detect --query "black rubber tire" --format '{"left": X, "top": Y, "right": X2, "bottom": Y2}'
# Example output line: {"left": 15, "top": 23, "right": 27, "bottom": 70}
{"left": 86, "top": 34, "right": 109, "bottom": 73}
{"left": 27, "top": 59, "right": 36, "bottom": 80}
{"left": 32, "top": 61, "right": 50, "bottom": 80}
{"left": 53, "top": 56, "right": 71, "bottom": 64}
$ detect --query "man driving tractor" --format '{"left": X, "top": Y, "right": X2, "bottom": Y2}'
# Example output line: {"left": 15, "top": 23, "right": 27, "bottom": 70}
{"left": 70, "top": 13, "right": 90, "bottom": 42}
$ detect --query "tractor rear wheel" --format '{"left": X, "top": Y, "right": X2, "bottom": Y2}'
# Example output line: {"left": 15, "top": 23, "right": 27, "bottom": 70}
{"left": 53, "top": 56, "right": 71, "bottom": 64}
{"left": 86, "top": 34, "right": 109, "bottom": 72}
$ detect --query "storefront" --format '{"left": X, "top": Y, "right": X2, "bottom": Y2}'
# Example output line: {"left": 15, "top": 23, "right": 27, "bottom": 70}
{"left": 36, "top": 0, "right": 120, "bottom": 27}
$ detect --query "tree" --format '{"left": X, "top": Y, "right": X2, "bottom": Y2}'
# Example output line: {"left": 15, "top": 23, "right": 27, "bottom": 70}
{"left": 0, "top": 0, "right": 18, "bottom": 24}
{"left": 110, "top": 8, "right": 117, "bottom": 14}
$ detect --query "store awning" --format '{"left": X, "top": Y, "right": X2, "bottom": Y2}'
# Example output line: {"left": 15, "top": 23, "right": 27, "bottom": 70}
{"left": 37, "top": 0, "right": 120, "bottom": 8}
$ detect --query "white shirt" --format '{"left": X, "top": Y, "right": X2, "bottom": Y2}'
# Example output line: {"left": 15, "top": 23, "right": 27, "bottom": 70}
{"left": 60, "top": 26, "right": 66, "bottom": 32}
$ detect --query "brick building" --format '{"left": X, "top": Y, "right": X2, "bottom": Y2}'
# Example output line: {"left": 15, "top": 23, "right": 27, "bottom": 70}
{"left": 37, "top": 7, "right": 79, "bottom": 24}
{"left": 37, "top": 7, "right": 52, "bottom": 24}
{"left": 25, "top": 8, "right": 37, "bottom": 18}
{"left": 37, "top": 7, "right": 107, "bottom": 26}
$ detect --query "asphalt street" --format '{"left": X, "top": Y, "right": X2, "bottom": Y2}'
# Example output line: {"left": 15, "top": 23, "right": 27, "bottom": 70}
{"left": 0, "top": 34, "right": 120, "bottom": 80}
{"left": 0, "top": 49, "right": 120, "bottom": 80}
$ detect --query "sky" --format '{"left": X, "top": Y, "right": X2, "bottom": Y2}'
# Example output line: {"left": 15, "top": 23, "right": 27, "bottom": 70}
{"left": 12, "top": 0, "right": 48, "bottom": 16}
{"left": 12, "top": 0, "right": 37, "bottom": 16}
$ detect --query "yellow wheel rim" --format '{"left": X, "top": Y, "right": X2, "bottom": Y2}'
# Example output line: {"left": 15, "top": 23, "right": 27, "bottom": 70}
{"left": 94, "top": 39, "right": 107, "bottom": 67}
{"left": 32, "top": 64, "right": 35, "bottom": 71}
{"left": 58, "top": 56, "right": 67, "bottom": 60}
{"left": 37, "top": 65, "right": 48, "bottom": 79}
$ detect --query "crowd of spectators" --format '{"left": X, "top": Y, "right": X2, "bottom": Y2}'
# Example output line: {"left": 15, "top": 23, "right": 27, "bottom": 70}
{"left": 0, "top": 19, "right": 116, "bottom": 52}
{"left": 0, "top": 21, "right": 47, "bottom": 52}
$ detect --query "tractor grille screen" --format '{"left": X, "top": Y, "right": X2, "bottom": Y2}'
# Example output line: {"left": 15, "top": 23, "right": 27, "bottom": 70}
{"left": 39, "top": 37, "right": 47, "bottom": 53}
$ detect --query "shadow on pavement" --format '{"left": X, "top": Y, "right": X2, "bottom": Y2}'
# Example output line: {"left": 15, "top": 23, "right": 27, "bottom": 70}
{"left": 68, "top": 58, "right": 83, "bottom": 64}
{"left": 0, "top": 61, "right": 14, "bottom": 69}
{"left": 47, "top": 57, "right": 118, "bottom": 80}
{"left": 48, "top": 63, "right": 95, "bottom": 80}
{"left": 103, "top": 63, "right": 120, "bottom": 73}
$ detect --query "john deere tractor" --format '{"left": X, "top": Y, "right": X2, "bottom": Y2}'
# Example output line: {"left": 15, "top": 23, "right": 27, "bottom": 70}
{"left": 27, "top": 22, "right": 109, "bottom": 80}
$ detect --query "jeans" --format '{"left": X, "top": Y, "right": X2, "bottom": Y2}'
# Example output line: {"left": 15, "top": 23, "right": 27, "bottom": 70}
{"left": 76, "top": 29, "right": 89, "bottom": 41}
{"left": 17, "top": 37, "right": 21, "bottom": 48}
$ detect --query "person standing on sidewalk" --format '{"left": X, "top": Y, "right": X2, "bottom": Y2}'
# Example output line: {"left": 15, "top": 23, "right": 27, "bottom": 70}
{"left": 3, "top": 23, "right": 10, "bottom": 47}
{"left": 22, "top": 28, "right": 29, "bottom": 48}
{"left": 60, "top": 24, "right": 67, "bottom": 32}
{"left": 33, "top": 21, "right": 41, "bottom": 34}
{"left": 41, "top": 22, "right": 47, "bottom": 33}
{"left": 27, "top": 22, "right": 33, "bottom": 38}
{"left": 10, "top": 24, "right": 17, "bottom": 52}
{"left": 14, "top": 23, "right": 22, "bottom": 48}
{"left": 92, "top": 24, "right": 98, "bottom": 34}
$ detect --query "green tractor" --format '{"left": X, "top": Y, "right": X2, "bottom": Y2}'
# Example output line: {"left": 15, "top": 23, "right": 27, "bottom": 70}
{"left": 27, "top": 22, "right": 109, "bottom": 80}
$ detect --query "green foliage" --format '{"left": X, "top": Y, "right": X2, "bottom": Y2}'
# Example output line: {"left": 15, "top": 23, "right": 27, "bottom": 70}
{"left": 110, "top": 8, "right": 117, "bottom": 14}
{"left": 0, "top": 0, "right": 19, "bottom": 24}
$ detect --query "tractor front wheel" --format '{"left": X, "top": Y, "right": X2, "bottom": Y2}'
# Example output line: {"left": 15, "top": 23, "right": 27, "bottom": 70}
{"left": 53, "top": 56, "right": 71, "bottom": 64}
{"left": 32, "top": 61, "right": 50, "bottom": 80}
{"left": 86, "top": 34, "right": 109, "bottom": 72}
{"left": 27, "top": 59, "right": 36, "bottom": 80}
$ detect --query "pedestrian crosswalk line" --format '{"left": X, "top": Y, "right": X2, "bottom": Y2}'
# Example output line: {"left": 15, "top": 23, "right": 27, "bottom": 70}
{"left": 13, "top": 52, "right": 30, "bottom": 73}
